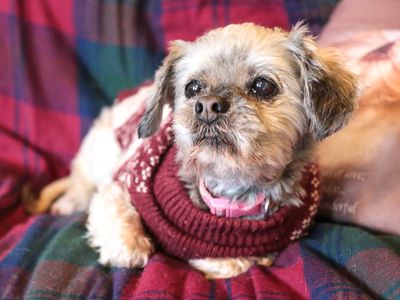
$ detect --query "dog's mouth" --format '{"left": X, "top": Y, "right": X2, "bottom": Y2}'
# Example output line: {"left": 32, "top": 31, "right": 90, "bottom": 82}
{"left": 192, "top": 128, "right": 237, "bottom": 152}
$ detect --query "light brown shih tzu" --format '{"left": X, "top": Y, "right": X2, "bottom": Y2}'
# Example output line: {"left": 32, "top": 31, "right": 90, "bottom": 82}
{"left": 28, "top": 23, "right": 359, "bottom": 278}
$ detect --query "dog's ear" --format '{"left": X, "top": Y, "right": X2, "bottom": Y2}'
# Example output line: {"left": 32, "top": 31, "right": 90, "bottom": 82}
{"left": 138, "top": 41, "right": 187, "bottom": 138}
{"left": 288, "top": 22, "right": 360, "bottom": 141}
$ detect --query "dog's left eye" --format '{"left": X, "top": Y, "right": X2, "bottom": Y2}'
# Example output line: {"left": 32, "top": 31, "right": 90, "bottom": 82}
{"left": 250, "top": 77, "right": 277, "bottom": 99}
{"left": 185, "top": 80, "right": 202, "bottom": 98}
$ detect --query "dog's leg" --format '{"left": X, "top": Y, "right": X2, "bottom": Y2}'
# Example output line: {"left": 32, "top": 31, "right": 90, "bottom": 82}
{"left": 189, "top": 254, "right": 276, "bottom": 279}
{"left": 86, "top": 183, "right": 154, "bottom": 268}
{"left": 51, "top": 109, "right": 122, "bottom": 215}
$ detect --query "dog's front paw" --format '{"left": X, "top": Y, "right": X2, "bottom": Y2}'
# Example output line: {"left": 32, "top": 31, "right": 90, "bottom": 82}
{"left": 86, "top": 183, "right": 154, "bottom": 268}
{"left": 88, "top": 229, "right": 154, "bottom": 268}
{"left": 189, "top": 254, "right": 277, "bottom": 279}
{"left": 189, "top": 257, "right": 256, "bottom": 279}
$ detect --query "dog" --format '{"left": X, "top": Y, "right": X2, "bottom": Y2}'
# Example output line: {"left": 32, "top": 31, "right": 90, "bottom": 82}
{"left": 28, "top": 23, "right": 359, "bottom": 278}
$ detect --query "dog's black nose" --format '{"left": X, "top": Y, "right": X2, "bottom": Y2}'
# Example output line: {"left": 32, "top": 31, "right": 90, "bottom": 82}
{"left": 195, "top": 97, "right": 230, "bottom": 123}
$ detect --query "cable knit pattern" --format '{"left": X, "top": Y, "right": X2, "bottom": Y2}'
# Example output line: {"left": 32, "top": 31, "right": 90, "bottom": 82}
{"left": 114, "top": 120, "right": 320, "bottom": 260}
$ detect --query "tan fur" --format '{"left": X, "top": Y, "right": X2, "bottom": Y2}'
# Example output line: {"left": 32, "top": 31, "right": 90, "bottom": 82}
{"left": 86, "top": 184, "right": 153, "bottom": 268}
{"left": 189, "top": 254, "right": 276, "bottom": 279}
{"left": 23, "top": 177, "right": 70, "bottom": 214}
{"left": 28, "top": 23, "right": 359, "bottom": 279}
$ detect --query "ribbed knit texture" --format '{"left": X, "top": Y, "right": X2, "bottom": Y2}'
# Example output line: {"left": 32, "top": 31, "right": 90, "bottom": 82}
{"left": 115, "top": 120, "right": 320, "bottom": 260}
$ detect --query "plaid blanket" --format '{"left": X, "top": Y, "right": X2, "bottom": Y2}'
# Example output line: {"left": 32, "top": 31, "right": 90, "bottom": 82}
{"left": 2, "top": 0, "right": 399, "bottom": 299}
{"left": 1, "top": 215, "right": 399, "bottom": 299}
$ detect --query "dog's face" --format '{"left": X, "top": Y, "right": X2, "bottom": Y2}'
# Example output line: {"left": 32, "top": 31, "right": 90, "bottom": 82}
{"left": 139, "top": 23, "right": 359, "bottom": 182}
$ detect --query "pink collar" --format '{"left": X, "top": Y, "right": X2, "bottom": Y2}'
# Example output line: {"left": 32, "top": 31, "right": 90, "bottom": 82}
{"left": 199, "top": 179, "right": 267, "bottom": 218}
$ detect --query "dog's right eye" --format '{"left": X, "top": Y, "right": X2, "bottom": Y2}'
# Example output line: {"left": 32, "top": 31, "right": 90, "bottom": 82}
{"left": 185, "top": 80, "right": 202, "bottom": 98}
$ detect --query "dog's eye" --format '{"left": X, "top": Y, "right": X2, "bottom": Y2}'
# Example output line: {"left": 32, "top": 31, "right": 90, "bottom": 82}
{"left": 250, "top": 77, "right": 277, "bottom": 99}
{"left": 185, "top": 80, "right": 202, "bottom": 98}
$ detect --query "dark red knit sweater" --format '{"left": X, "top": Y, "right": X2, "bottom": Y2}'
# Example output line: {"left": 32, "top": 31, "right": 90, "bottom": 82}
{"left": 115, "top": 120, "right": 320, "bottom": 260}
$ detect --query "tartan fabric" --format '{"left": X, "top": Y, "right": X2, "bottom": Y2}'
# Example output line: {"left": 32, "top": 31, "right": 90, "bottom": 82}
{"left": 1, "top": 215, "right": 399, "bottom": 299}
{"left": 1, "top": 0, "right": 399, "bottom": 299}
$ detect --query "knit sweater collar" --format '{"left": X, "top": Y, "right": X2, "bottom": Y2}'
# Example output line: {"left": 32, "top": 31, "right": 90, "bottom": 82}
{"left": 114, "top": 119, "right": 320, "bottom": 260}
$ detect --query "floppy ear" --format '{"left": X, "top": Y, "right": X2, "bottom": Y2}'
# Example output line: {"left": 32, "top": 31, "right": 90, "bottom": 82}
{"left": 138, "top": 41, "right": 186, "bottom": 138}
{"left": 288, "top": 23, "right": 360, "bottom": 141}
